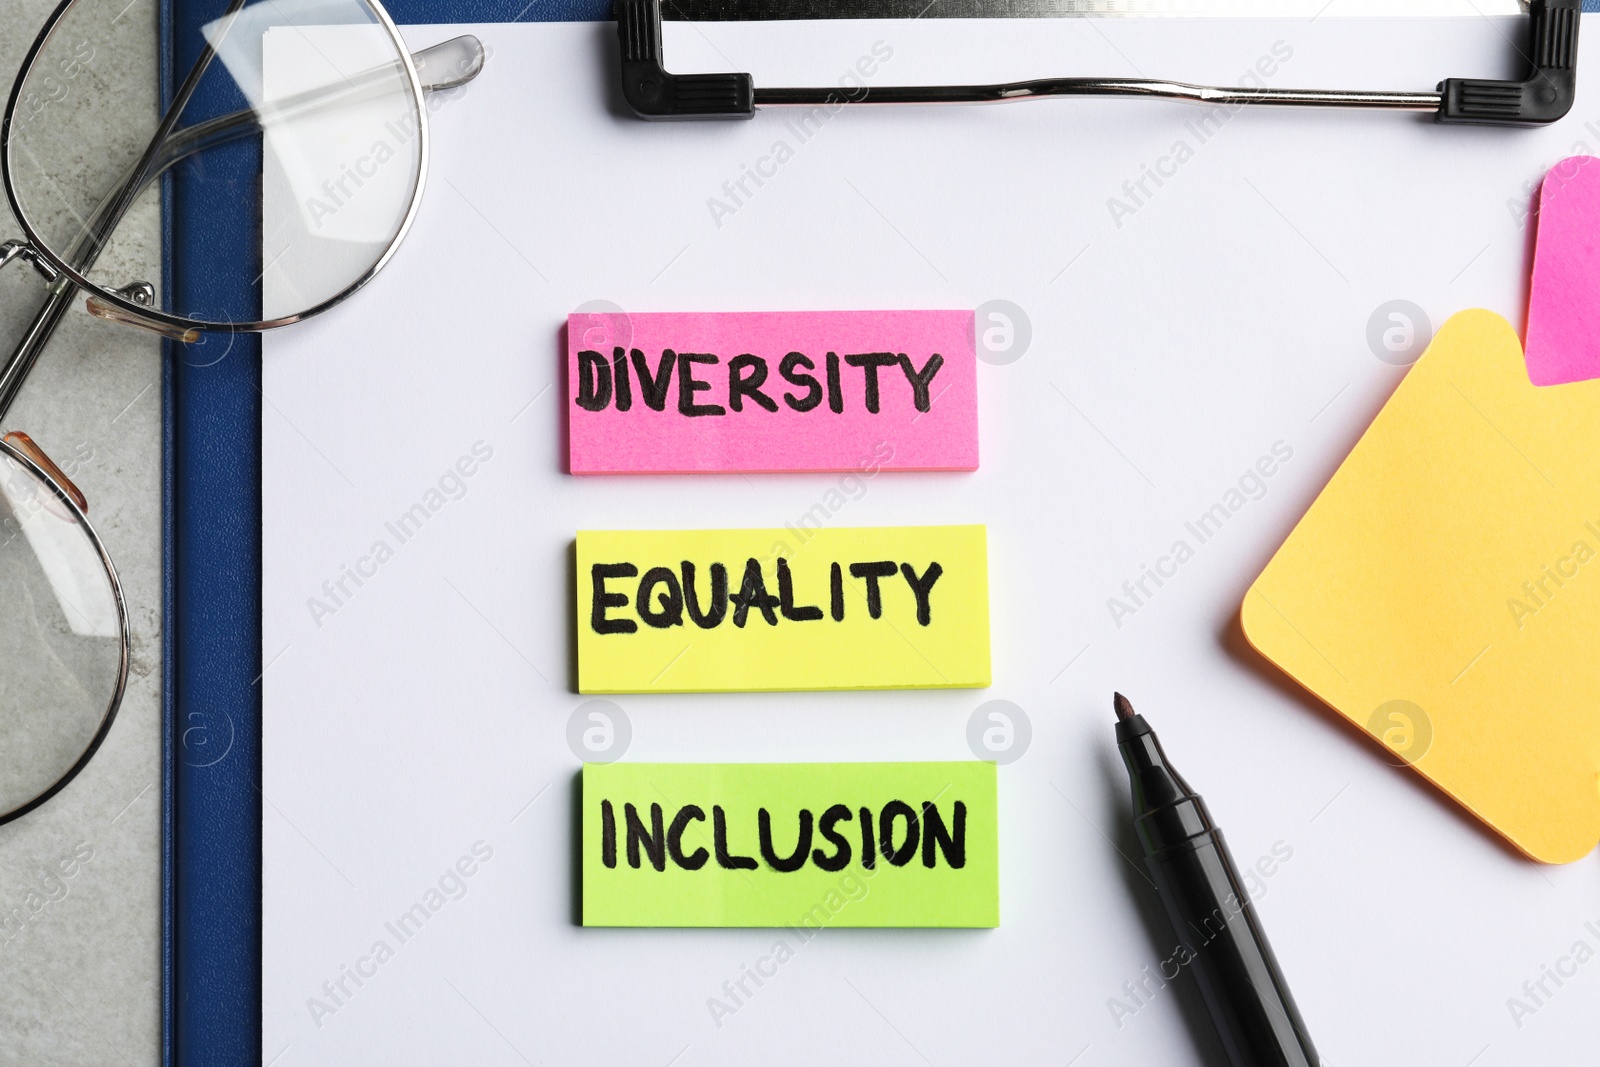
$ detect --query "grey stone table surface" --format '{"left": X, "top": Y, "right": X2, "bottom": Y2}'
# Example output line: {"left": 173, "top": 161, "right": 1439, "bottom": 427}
{"left": 0, "top": 0, "right": 163, "bottom": 1063}
{"left": 0, "top": 1, "right": 1527, "bottom": 1064}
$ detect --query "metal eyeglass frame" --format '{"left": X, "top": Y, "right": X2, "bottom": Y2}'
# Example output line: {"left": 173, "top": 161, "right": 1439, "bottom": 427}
{"left": 0, "top": 0, "right": 483, "bottom": 823}
{"left": 618, "top": 0, "right": 1581, "bottom": 126}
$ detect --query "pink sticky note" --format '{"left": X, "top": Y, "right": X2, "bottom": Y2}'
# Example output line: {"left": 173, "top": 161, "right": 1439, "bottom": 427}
{"left": 1526, "top": 157, "right": 1600, "bottom": 387}
{"left": 566, "top": 310, "right": 978, "bottom": 474}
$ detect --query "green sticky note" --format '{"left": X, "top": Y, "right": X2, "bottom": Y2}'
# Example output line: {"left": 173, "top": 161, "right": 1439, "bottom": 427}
{"left": 582, "top": 762, "right": 999, "bottom": 928}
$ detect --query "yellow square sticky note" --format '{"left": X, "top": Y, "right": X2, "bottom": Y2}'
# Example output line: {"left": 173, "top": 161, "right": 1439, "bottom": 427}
{"left": 576, "top": 525, "right": 990, "bottom": 693}
{"left": 1243, "top": 310, "right": 1600, "bottom": 863}
{"left": 582, "top": 762, "right": 999, "bottom": 928}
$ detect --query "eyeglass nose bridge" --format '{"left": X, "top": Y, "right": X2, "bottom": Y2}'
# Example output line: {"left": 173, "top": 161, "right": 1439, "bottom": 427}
{"left": 5, "top": 239, "right": 198, "bottom": 341}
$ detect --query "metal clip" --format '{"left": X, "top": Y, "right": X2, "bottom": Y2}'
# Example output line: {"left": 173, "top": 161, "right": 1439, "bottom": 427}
{"left": 615, "top": 0, "right": 1579, "bottom": 127}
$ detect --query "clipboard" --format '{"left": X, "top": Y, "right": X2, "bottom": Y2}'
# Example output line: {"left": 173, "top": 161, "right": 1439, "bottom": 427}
{"left": 160, "top": 2, "right": 1600, "bottom": 1062}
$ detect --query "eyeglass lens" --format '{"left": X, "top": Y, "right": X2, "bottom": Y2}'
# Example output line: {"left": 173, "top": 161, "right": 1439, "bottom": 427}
{"left": 0, "top": 449, "right": 123, "bottom": 822}
{"left": 4, "top": 0, "right": 427, "bottom": 329}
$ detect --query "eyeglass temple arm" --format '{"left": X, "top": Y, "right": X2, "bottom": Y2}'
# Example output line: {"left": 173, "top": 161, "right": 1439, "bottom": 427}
{"left": 0, "top": 35, "right": 487, "bottom": 427}
{"left": 617, "top": 0, "right": 1579, "bottom": 126}
{"left": 71, "top": 36, "right": 485, "bottom": 302}
{"left": 72, "top": 34, "right": 485, "bottom": 299}
{"left": 145, "top": 36, "right": 485, "bottom": 191}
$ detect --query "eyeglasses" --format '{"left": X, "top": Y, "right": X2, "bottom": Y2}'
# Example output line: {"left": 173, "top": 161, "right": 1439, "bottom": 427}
{"left": 0, "top": 0, "right": 485, "bottom": 825}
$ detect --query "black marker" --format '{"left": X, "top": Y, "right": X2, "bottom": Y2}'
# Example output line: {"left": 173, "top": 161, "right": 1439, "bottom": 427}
{"left": 1114, "top": 693, "right": 1319, "bottom": 1067}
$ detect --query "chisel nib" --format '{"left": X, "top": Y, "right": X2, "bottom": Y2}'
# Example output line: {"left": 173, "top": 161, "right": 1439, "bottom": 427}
{"left": 1113, "top": 692, "right": 1136, "bottom": 722}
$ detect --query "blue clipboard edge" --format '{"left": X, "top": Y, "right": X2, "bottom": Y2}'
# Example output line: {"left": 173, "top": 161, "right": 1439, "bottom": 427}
{"left": 160, "top": 3, "right": 1600, "bottom": 1064}
{"left": 157, "top": 1, "right": 173, "bottom": 1062}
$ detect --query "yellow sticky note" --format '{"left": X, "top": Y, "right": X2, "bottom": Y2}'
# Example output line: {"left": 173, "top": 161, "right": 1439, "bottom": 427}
{"left": 581, "top": 762, "right": 1000, "bottom": 928}
{"left": 576, "top": 525, "right": 990, "bottom": 693}
{"left": 1244, "top": 310, "right": 1600, "bottom": 863}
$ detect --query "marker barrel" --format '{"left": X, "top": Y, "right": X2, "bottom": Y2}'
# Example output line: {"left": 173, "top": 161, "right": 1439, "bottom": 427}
{"left": 1118, "top": 713, "right": 1319, "bottom": 1067}
{"left": 1146, "top": 830, "right": 1318, "bottom": 1067}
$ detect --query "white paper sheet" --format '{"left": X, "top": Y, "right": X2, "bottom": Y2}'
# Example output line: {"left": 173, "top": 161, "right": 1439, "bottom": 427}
{"left": 262, "top": 16, "right": 1600, "bottom": 1065}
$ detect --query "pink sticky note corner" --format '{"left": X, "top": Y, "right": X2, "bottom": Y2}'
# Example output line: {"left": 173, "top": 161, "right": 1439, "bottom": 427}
{"left": 1526, "top": 156, "right": 1600, "bottom": 387}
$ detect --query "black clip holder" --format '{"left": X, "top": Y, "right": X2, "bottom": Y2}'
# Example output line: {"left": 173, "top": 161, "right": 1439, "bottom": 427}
{"left": 1439, "top": 0, "right": 1580, "bottom": 125}
{"left": 617, "top": 0, "right": 753, "bottom": 119}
